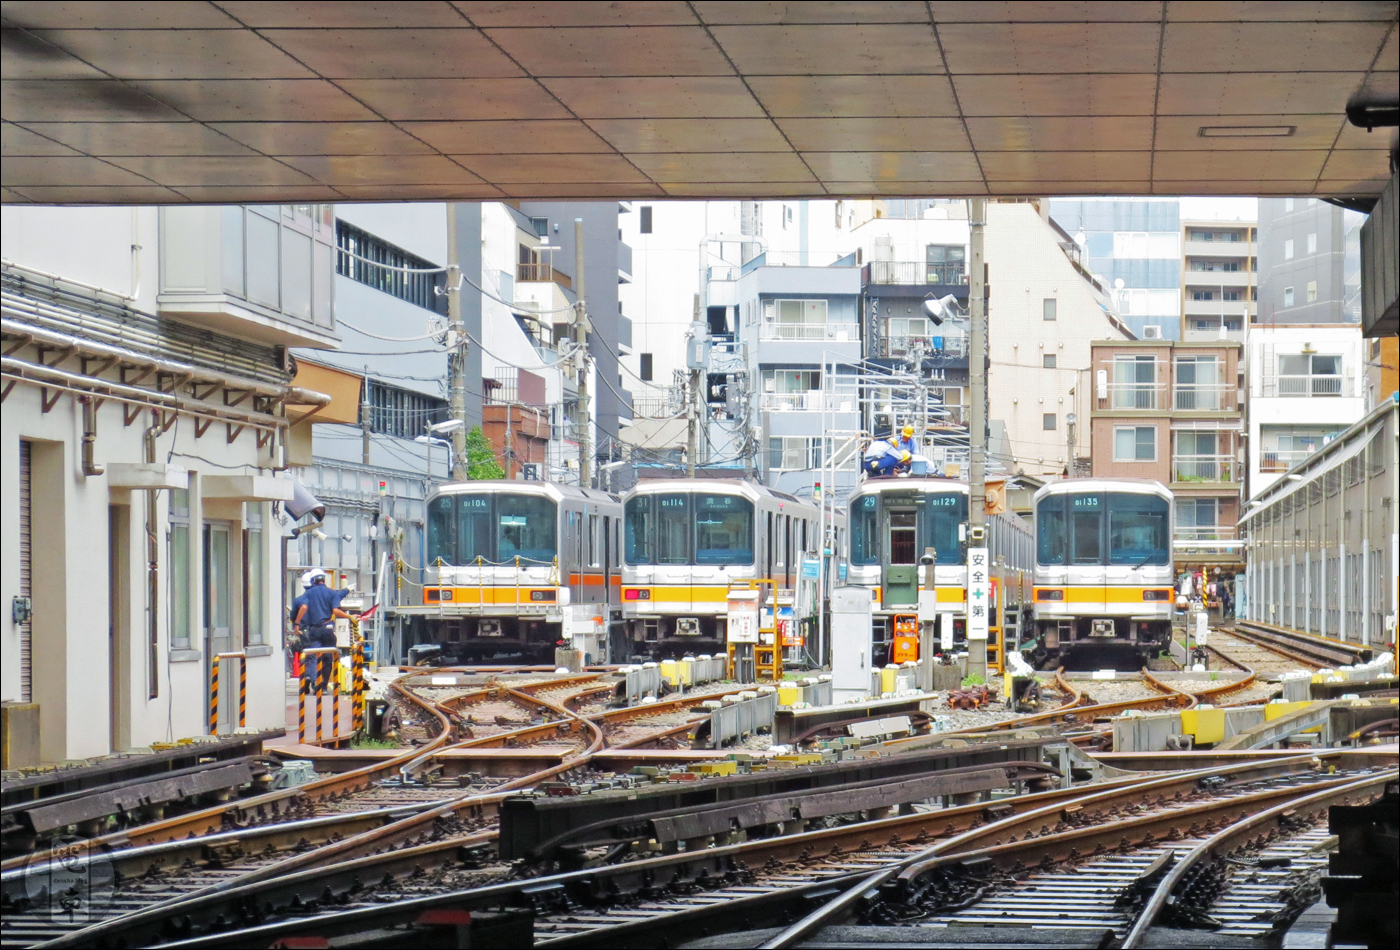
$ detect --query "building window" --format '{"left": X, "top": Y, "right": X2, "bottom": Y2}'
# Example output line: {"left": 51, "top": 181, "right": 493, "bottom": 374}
{"left": 925, "top": 244, "right": 966, "bottom": 283}
{"left": 1042, "top": 353, "right": 1057, "bottom": 368}
{"left": 364, "top": 379, "right": 449, "bottom": 439}
{"left": 640, "top": 352, "right": 653, "bottom": 381}
{"left": 1283, "top": 286, "right": 1294, "bottom": 307}
{"left": 639, "top": 206, "right": 653, "bottom": 234}
{"left": 1284, "top": 197, "right": 1294, "bottom": 212}
{"left": 1278, "top": 353, "right": 1342, "bottom": 396}
{"left": 1306, "top": 280, "right": 1317, "bottom": 302}
{"left": 1114, "top": 425, "right": 1156, "bottom": 461}
{"left": 1306, "top": 232, "right": 1316, "bottom": 254}
{"left": 1177, "top": 497, "right": 1218, "bottom": 530}
{"left": 1112, "top": 355, "right": 1157, "bottom": 409}
{"left": 763, "top": 298, "right": 829, "bottom": 340}
{"left": 1176, "top": 356, "right": 1220, "bottom": 410}
{"left": 1043, "top": 412, "right": 1057, "bottom": 431}
{"left": 835, "top": 200, "right": 844, "bottom": 229}
{"left": 1192, "top": 290, "right": 1215, "bottom": 301}
{"left": 1222, "top": 290, "right": 1241, "bottom": 301}
{"left": 1043, "top": 298, "right": 1057, "bottom": 321}
{"left": 529, "top": 216, "right": 548, "bottom": 237}
{"left": 1284, "top": 239, "right": 1294, "bottom": 260}
{"left": 243, "top": 506, "right": 264, "bottom": 647}
{"left": 169, "top": 488, "right": 191, "bottom": 651}
{"left": 335, "top": 220, "right": 444, "bottom": 312}
{"left": 768, "top": 436, "right": 822, "bottom": 471}
{"left": 1174, "top": 431, "right": 1226, "bottom": 481}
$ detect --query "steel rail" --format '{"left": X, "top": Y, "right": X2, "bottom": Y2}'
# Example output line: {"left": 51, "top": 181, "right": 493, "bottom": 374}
{"left": 128, "top": 755, "right": 1359, "bottom": 950}
{"left": 1234, "top": 621, "right": 1366, "bottom": 669}
{"left": 1120, "top": 769, "right": 1396, "bottom": 949}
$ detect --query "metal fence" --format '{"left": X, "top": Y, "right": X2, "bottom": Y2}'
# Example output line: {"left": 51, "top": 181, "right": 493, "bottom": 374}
{"left": 707, "top": 691, "right": 778, "bottom": 748}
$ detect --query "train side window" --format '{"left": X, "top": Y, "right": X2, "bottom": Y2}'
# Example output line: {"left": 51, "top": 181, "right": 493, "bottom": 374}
{"left": 625, "top": 495, "right": 651, "bottom": 564}
{"left": 427, "top": 495, "right": 457, "bottom": 565}
{"left": 1037, "top": 496, "right": 1067, "bottom": 565}
{"left": 588, "top": 513, "right": 599, "bottom": 567}
{"left": 656, "top": 494, "right": 690, "bottom": 565}
{"left": 1071, "top": 494, "right": 1103, "bottom": 564}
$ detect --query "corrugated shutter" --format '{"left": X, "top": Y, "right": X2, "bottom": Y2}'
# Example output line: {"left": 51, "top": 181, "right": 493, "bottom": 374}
{"left": 19, "top": 440, "right": 32, "bottom": 702}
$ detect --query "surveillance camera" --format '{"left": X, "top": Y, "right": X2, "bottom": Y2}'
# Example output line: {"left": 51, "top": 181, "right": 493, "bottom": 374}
{"left": 341, "top": 534, "right": 354, "bottom": 542}
{"left": 311, "top": 529, "right": 329, "bottom": 542}
{"left": 922, "top": 293, "right": 959, "bottom": 326}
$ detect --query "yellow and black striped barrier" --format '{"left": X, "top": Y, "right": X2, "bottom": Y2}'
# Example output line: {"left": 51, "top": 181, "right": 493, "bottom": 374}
{"left": 350, "top": 617, "right": 366, "bottom": 734}
{"left": 297, "top": 647, "right": 340, "bottom": 746}
{"left": 209, "top": 652, "right": 246, "bottom": 735}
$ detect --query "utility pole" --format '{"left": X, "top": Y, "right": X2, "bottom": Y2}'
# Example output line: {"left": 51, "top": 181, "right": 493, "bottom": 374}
{"left": 361, "top": 366, "right": 372, "bottom": 465}
{"left": 573, "top": 218, "right": 591, "bottom": 489}
{"left": 967, "top": 197, "right": 989, "bottom": 678}
{"left": 1066, "top": 412, "right": 1077, "bottom": 476}
{"left": 446, "top": 203, "right": 467, "bottom": 480}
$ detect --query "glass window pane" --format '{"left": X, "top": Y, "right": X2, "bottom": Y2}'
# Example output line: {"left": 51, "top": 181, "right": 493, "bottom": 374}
{"left": 207, "top": 527, "right": 230, "bottom": 628}
{"left": 246, "top": 529, "right": 263, "bottom": 645}
{"left": 1136, "top": 426, "right": 1155, "bottom": 460}
{"left": 850, "top": 494, "right": 879, "bottom": 566}
{"left": 496, "top": 494, "right": 556, "bottom": 564}
{"left": 1115, "top": 428, "right": 1135, "bottom": 460}
{"left": 923, "top": 492, "right": 968, "bottom": 565}
{"left": 170, "top": 524, "right": 189, "bottom": 648}
{"left": 457, "top": 494, "right": 494, "bottom": 563}
{"left": 624, "top": 495, "right": 651, "bottom": 564}
{"left": 1036, "top": 496, "right": 1066, "bottom": 565}
{"left": 1071, "top": 494, "right": 1102, "bottom": 564}
{"left": 1311, "top": 355, "right": 1340, "bottom": 375}
{"left": 427, "top": 495, "right": 456, "bottom": 565}
{"left": 655, "top": 493, "right": 690, "bottom": 565}
{"left": 693, "top": 494, "right": 754, "bottom": 565}
{"left": 1107, "top": 492, "right": 1169, "bottom": 565}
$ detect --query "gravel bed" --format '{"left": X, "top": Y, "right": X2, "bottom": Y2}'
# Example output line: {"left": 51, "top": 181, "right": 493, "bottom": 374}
{"left": 1217, "top": 682, "right": 1283, "bottom": 705}
{"left": 1076, "top": 680, "right": 1165, "bottom": 704}
{"left": 940, "top": 708, "right": 1021, "bottom": 730}
{"left": 1169, "top": 675, "right": 1250, "bottom": 693}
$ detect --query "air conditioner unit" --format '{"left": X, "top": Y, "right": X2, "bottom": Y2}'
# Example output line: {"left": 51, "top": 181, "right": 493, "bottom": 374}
{"left": 1143, "top": 325, "right": 1163, "bottom": 339}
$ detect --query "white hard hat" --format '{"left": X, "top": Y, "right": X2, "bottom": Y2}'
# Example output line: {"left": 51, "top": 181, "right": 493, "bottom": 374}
{"left": 302, "top": 569, "right": 327, "bottom": 589}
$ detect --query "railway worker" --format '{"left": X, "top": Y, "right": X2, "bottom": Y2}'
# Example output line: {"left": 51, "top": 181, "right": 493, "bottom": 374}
{"left": 863, "top": 439, "right": 913, "bottom": 478}
{"left": 295, "top": 570, "right": 352, "bottom": 688}
{"left": 894, "top": 424, "right": 918, "bottom": 456}
{"left": 286, "top": 570, "right": 317, "bottom": 675}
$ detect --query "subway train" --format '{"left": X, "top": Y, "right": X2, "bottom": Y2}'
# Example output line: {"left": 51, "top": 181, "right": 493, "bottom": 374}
{"left": 846, "top": 477, "right": 1033, "bottom": 671}
{"left": 620, "top": 479, "right": 835, "bottom": 659}
{"left": 1028, "top": 477, "right": 1175, "bottom": 669}
{"left": 402, "top": 481, "right": 624, "bottom": 665}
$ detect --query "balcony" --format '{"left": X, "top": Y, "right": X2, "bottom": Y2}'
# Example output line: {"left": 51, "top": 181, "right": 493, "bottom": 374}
{"left": 516, "top": 261, "right": 572, "bottom": 289}
{"left": 1184, "top": 298, "right": 1250, "bottom": 316}
{"left": 886, "top": 334, "right": 969, "bottom": 360}
{"left": 1273, "top": 374, "right": 1345, "bottom": 397}
{"left": 1100, "top": 382, "right": 1166, "bottom": 411}
{"left": 1259, "top": 448, "right": 1316, "bottom": 472}
{"left": 865, "top": 260, "right": 968, "bottom": 286}
{"left": 1173, "top": 383, "right": 1236, "bottom": 411}
{"left": 1172, "top": 454, "right": 1238, "bottom": 483}
{"left": 618, "top": 241, "right": 632, "bottom": 277}
{"left": 760, "top": 391, "right": 857, "bottom": 412}
{"left": 1183, "top": 239, "right": 1252, "bottom": 257}
{"left": 514, "top": 274, "right": 576, "bottom": 329}
{"left": 1173, "top": 525, "right": 1243, "bottom": 556}
{"left": 758, "top": 322, "right": 857, "bottom": 342}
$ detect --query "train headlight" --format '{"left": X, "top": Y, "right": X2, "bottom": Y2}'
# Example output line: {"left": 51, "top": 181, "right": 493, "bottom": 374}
{"left": 1035, "top": 589, "right": 1064, "bottom": 602}
{"left": 530, "top": 590, "right": 557, "bottom": 602}
{"left": 624, "top": 589, "right": 651, "bottom": 601}
{"left": 1142, "top": 589, "right": 1171, "bottom": 602}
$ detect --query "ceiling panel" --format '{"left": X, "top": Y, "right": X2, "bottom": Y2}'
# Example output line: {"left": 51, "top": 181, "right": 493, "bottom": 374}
{"left": 802, "top": 151, "right": 984, "bottom": 182}
{"left": 0, "top": 2, "right": 240, "bottom": 28}
{"left": 106, "top": 154, "right": 320, "bottom": 186}
{"left": 2, "top": 122, "right": 84, "bottom": 155}
{"left": 954, "top": 73, "right": 1160, "bottom": 117}
{"left": 1, "top": 28, "right": 109, "bottom": 80}
{"left": 589, "top": 118, "right": 789, "bottom": 153}
{"left": 279, "top": 154, "right": 486, "bottom": 186}
{"left": 337, "top": 78, "right": 569, "bottom": 121}
{"left": 6, "top": 184, "right": 189, "bottom": 202}
{"left": 402, "top": 119, "right": 612, "bottom": 154}
{"left": 939, "top": 23, "right": 1162, "bottom": 74}
{"left": 822, "top": 179, "right": 990, "bottom": 195}
{"left": 1156, "top": 72, "right": 1373, "bottom": 115}
{"left": 2, "top": 155, "right": 158, "bottom": 187}
{"left": 1316, "top": 148, "right": 1393, "bottom": 181}
{"left": 1165, "top": 1, "right": 1398, "bottom": 22}
{"left": 995, "top": 180, "right": 1154, "bottom": 194}
{"left": 779, "top": 117, "right": 969, "bottom": 152}
{"left": 332, "top": 183, "right": 504, "bottom": 200}
{"left": 929, "top": 2, "right": 1162, "bottom": 22}
{"left": 710, "top": 24, "right": 946, "bottom": 75}
{"left": 2, "top": 80, "right": 189, "bottom": 122}
{"left": 486, "top": 26, "right": 731, "bottom": 77}
{"left": 694, "top": 2, "right": 930, "bottom": 25}
{"left": 542, "top": 76, "right": 764, "bottom": 119}
{"left": 495, "top": 181, "right": 668, "bottom": 198}
{"left": 1153, "top": 149, "right": 1330, "bottom": 180}
{"left": 23, "top": 120, "right": 259, "bottom": 155}
{"left": 262, "top": 29, "right": 523, "bottom": 79}
{"left": 1154, "top": 114, "right": 1350, "bottom": 150}
{"left": 210, "top": 121, "right": 438, "bottom": 155}
{"left": 979, "top": 150, "right": 1153, "bottom": 180}
{"left": 748, "top": 75, "right": 960, "bottom": 118}
{"left": 453, "top": 152, "right": 652, "bottom": 184}
{"left": 627, "top": 151, "right": 818, "bottom": 183}
{"left": 658, "top": 181, "right": 842, "bottom": 197}
{"left": 453, "top": 2, "right": 695, "bottom": 28}
{"left": 967, "top": 115, "right": 1154, "bottom": 151}
{"left": 28, "top": 29, "right": 314, "bottom": 80}
{"left": 218, "top": 1, "right": 468, "bottom": 29}
{"left": 133, "top": 79, "right": 380, "bottom": 122}
{"left": 1161, "top": 21, "right": 1394, "bottom": 73}
{"left": 163, "top": 184, "right": 347, "bottom": 202}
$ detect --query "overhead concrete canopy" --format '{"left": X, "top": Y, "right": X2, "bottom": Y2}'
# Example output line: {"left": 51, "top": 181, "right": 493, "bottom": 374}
{"left": 2, "top": 1, "right": 1396, "bottom": 204}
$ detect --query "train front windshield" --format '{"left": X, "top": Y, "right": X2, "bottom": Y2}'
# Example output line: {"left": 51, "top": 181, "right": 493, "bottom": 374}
{"left": 625, "top": 492, "right": 754, "bottom": 566}
{"left": 1037, "top": 492, "right": 1169, "bottom": 566}
{"left": 427, "top": 492, "right": 557, "bottom": 565}
{"left": 849, "top": 491, "right": 968, "bottom": 566}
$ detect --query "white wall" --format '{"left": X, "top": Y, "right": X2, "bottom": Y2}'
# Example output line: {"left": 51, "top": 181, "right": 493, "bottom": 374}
{"left": 984, "top": 202, "right": 1132, "bottom": 476}
{"left": 1, "top": 205, "right": 160, "bottom": 314}
{"left": 335, "top": 203, "right": 446, "bottom": 265}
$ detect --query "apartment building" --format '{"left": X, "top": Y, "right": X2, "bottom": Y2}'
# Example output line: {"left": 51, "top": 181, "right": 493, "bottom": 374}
{"left": 1, "top": 204, "right": 347, "bottom": 760}
{"left": 1247, "top": 198, "right": 1369, "bottom": 498}
{"left": 1089, "top": 339, "right": 1245, "bottom": 573}
{"left": 1180, "top": 219, "right": 1256, "bottom": 342}
{"left": 1047, "top": 197, "right": 1182, "bottom": 340}
{"left": 984, "top": 202, "right": 1135, "bottom": 477}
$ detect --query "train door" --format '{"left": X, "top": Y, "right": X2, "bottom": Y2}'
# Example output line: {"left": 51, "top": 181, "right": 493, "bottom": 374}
{"left": 602, "top": 515, "right": 612, "bottom": 603}
{"left": 766, "top": 511, "right": 774, "bottom": 582}
{"left": 882, "top": 498, "right": 920, "bottom": 609}
{"left": 784, "top": 515, "right": 793, "bottom": 589}
{"left": 203, "top": 522, "right": 233, "bottom": 733}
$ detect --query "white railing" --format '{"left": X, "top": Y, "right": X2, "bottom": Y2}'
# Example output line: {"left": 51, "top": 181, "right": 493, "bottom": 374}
{"left": 1102, "top": 382, "right": 1165, "bottom": 410}
{"left": 1172, "top": 454, "right": 1238, "bottom": 483}
{"left": 1275, "top": 374, "right": 1344, "bottom": 397}
{"left": 1173, "top": 383, "right": 1234, "bottom": 411}
{"left": 759, "top": 323, "right": 857, "bottom": 342}
{"left": 887, "top": 335, "right": 968, "bottom": 358}
{"left": 866, "top": 260, "right": 968, "bottom": 285}
{"left": 1259, "top": 448, "right": 1315, "bottom": 472}
{"left": 760, "top": 391, "right": 857, "bottom": 412}
{"left": 1173, "top": 525, "right": 1244, "bottom": 553}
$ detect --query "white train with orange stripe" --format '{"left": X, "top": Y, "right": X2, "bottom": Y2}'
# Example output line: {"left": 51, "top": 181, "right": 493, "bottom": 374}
{"left": 404, "top": 481, "right": 623, "bottom": 665}
{"left": 620, "top": 479, "right": 829, "bottom": 658}
{"left": 1030, "top": 477, "right": 1175, "bottom": 668}
{"left": 846, "top": 477, "right": 1033, "bottom": 670}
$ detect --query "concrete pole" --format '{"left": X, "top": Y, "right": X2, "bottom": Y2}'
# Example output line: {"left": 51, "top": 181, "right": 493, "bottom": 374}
{"left": 573, "top": 218, "right": 591, "bottom": 489}
{"left": 968, "top": 197, "right": 988, "bottom": 676}
{"left": 361, "top": 366, "right": 371, "bottom": 465}
{"left": 446, "top": 203, "right": 467, "bottom": 480}
{"left": 687, "top": 367, "right": 700, "bottom": 478}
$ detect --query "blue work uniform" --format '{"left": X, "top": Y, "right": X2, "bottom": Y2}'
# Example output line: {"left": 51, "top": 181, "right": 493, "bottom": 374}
{"left": 300, "top": 584, "right": 348, "bottom": 685}
{"left": 863, "top": 440, "right": 906, "bottom": 477}
{"left": 894, "top": 435, "right": 917, "bottom": 455}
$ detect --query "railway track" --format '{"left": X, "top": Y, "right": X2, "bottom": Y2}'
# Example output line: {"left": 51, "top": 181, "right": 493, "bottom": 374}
{"left": 81, "top": 754, "right": 1380, "bottom": 949}
{"left": 1, "top": 673, "right": 736, "bottom": 949}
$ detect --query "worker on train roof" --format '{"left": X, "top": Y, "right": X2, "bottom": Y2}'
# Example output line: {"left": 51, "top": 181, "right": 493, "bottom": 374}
{"left": 863, "top": 439, "right": 912, "bottom": 478}
{"left": 894, "top": 425, "right": 917, "bottom": 455}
